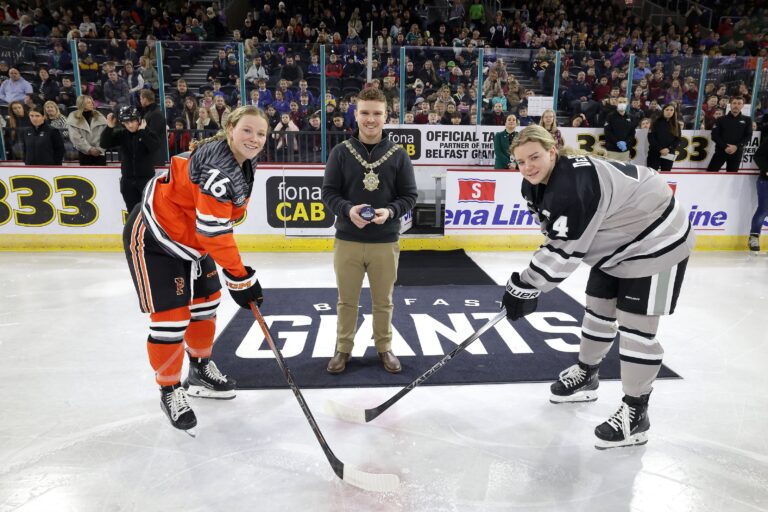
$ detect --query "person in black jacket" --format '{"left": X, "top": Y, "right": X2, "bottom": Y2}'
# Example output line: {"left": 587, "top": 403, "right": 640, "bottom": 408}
{"left": 321, "top": 87, "right": 418, "bottom": 375}
{"left": 100, "top": 105, "right": 161, "bottom": 212}
{"left": 138, "top": 89, "right": 168, "bottom": 167}
{"left": 604, "top": 99, "right": 636, "bottom": 162}
{"left": 23, "top": 106, "right": 65, "bottom": 165}
{"left": 647, "top": 103, "right": 682, "bottom": 172}
{"left": 707, "top": 96, "right": 753, "bottom": 172}
{"left": 748, "top": 115, "right": 768, "bottom": 252}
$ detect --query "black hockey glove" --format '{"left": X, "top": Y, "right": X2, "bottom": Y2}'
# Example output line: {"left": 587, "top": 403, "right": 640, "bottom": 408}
{"left": 223, "top": 266, "right": 263, "bottom": 309}
{"left": 502, "top": 272, "right": 540, "bottom": 320}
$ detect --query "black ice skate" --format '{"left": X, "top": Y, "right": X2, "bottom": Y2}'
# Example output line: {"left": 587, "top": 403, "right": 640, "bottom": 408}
{"left": 748, "top": 235, "right": 760, "bottom": 253}
{"left": 183, "top": 357, "right": 237, "bottom": 399}
{"left": 160, "top": 383, "right": 197, "bottom": 431}
{"left": 550, "top": 361, "right": 600, "bottom": 403}
{"left": 594, "top": 393, "right": 651, "bottom": 450}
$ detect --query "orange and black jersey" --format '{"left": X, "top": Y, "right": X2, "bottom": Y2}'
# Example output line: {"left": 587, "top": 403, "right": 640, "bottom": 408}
{"left": 140, "top": 139, "right": 256, "bottom": 278}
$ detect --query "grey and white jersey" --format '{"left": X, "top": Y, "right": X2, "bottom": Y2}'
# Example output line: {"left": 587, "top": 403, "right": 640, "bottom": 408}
{"left": 520, "top": 155, "right": 695, "bottom": 292}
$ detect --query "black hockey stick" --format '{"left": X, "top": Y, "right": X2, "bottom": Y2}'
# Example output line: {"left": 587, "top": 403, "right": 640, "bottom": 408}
{"left": 249, "top": 303, "right": 399, "bottom": 492}
{"left": 325, "top": 310, "right": 507, "bottom": 424}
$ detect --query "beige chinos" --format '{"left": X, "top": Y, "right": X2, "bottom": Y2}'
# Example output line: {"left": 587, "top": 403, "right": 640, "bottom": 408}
{"left": 333, "top": 238, "right": 400, "bottom": 353}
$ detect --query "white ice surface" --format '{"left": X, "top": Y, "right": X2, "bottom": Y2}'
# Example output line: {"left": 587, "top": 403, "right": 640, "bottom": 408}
{"left": 0, "top": 251, "right": 766, "bottom": 512}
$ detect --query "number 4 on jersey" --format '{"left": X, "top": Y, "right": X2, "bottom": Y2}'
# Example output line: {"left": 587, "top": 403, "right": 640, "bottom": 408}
{"left": 551, "top": 216, "right": 569, "bottom": 237}
{"left": 203, "top": 169, "right": 231, "bottom": 198}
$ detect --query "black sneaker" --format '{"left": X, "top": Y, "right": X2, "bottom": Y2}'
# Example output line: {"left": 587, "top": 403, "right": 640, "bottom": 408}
{"left": 160, "top": 383, "right": 197, "bottom": 431}
{"left": 550, "top": 361, "right": 600, "bottom": 403}
{"left": 594, "top": 393, "right": 651, "bottom": 450}
{"left": 183, "top": 357, "right": 237, "bottom": 399}
{"left": 749, "top": 235, "right": 760, "bottom": 253}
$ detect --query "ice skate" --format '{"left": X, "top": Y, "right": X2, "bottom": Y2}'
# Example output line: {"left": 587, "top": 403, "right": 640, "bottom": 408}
{"left": 748, "top": 235, "right": 760, "bottom": 254}
{"left": 550, "top": 361, "right": 600, "bottom": 403}
{"left": 183, "top": 357, "right": 237, "bottom": 399}
{"left": 160, "top": 383, "right": 197, "bottom": 431}
{"left": 594, "top": 393, "right": 651, "bottom": 450}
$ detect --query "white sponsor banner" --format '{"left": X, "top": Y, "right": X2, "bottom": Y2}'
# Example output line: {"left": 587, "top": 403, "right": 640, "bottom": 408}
{"left": 0, "top": 165, "right": 410, "bottom": 236}
{"left": 445, "top": 168, "right": 763, "bottom": 236}
{"left": 385, "top": 125, "right": 761, "bottom": 170}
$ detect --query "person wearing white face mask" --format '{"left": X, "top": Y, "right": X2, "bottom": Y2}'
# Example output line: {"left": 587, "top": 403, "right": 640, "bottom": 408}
{"left": 604, "top": 99, "right": 636, "bottom": 162}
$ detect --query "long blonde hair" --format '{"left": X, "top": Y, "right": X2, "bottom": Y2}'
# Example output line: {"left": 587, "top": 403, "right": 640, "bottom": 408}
{"left": 73, "top": 94, "right": 104, "bottom": 122}
{"left": 43, "top": 100, "right": 63, "bottom": 119}
{"left": 189, "top": 105, "right": 270, "bottom": 153}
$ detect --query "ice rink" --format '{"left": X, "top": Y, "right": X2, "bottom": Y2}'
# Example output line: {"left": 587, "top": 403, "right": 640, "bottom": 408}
{"left": 0, "top": 250, "right": 766, "bottom": 512}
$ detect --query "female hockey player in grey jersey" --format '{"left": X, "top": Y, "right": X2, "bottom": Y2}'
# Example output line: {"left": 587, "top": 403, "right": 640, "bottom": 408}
{"left": 501, "top": 125, "right": 695, "bottom": 450}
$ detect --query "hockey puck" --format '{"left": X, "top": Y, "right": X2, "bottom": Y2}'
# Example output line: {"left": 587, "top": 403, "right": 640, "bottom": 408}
{"left": 359, "top": 206, "right": 376, "bottom": 221}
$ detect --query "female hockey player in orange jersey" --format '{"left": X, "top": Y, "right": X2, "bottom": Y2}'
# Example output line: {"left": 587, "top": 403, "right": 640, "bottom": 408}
{"left": 123, "top": 105, "right": 269, "bottom": 432}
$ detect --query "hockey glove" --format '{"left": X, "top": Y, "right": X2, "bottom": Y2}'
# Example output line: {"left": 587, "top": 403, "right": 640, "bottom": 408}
{"left": 616, "top": 141, "right": 627, "bottom": 152}
{"left": 502, "top": 272, "right": 541, "bottom": 320}
{"left": 223, "top": 266, "right": 263, "bottom": 309}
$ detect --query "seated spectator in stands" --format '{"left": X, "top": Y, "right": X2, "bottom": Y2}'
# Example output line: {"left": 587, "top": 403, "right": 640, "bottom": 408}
{"left": 271, "top": 89, "right": 291, "bottom": 115}
{"left": 483, "top": 102, "right": 506, "bottom": 126}
{"left": 665, "top": 78, "right": 684, "bottom": 104}
{"left": 280, "top": 55, "right": 304, "bottom": 86}
{"left": 181, "top": 96, "right": 198, "bottom": 132}
{"left": 571, "top": 113, "right": 588, "bottom": 127}
{"left": 122, "top": 61, "right": 143, "bottom": 105}
{"left": 245, "top": 55, "right": 269, "bottom": 85}
{"left": 306, "top": 54, "right": 321, "bottom": 76}
{"left": 43, "top": 100, "right": 76, "bottom": 159}
{"left": 566, "top": 71, "right": 600, "bottom": 125}
{"left": 288, "top": 101, "right": 305, "bottom": 129}
{"left": 138, "top": 56, "right": 159, "bottom": 93}
{"left": 104, "top": 70, "right": 130, "bottom": 109}
{"left": 169, "top": 79, "right": 190, "bottom": 109}
{"left": 517, "top": 105, "right": 535, "bottom": 126}
{"left": 55, "top": 75, "right": 75, "bottom": 108}
{"left": 682, "top": 77, "right": 698, "bottom": 105}
{"left": 490, "top": 87, "right": 508, "bottom": 112}
{"left": 163, "top": 97, "right": 180, "bottom": 129}
{"left": 305, "top": 112, "right": 322, "bottom": 156}
{"left": 245, "top": 89, "right": 260, "bottom": 107}
{"left": 66, "top": 94, "right": 107, "bottom": 166}
{"left": 168, "top": 118, "right": 190, "bottom": 156}
{"left": 702, "top": 95, "right": 719, "bottom": 128}
{"left": 325, "top": 52, "right": 343, "bottom": 79}
{"left": 199, "top": 89, "right": 214, "bottom": 110}
{"left": 411, "top": 98, "right": 428, "bottom": 123}
{"left": 639, "top": 117, "right": 652, "bottom": 129}
{"left": 255, "top": 79, "right": 273, "bottom": 109}
{"left": 328, "top": 112, "right": 350, "bottom": 149}
{"left": 225, "top": 53, "right": 240, "bottom": 85}
{"left": 206, "top": 60, "right": 227, "bottom": 84}
{"left": 34, "top": 67, "right": 59, "bottom": 105}
{"left": 78, "top": 54, "right": 99, "bottom": 84}
{"left": 442, "top": 103, "right": 462, "bottom": 125}
{"left": 272, "top": 112, "right": 300, "bottom": 161}
{"left": 209, "top": 93, "right": 231, "bottom": 126}
{"left": 593, "top": 76, "right": 612, "bottom": 102}
{"left": 48, "top": 41, "right": 72, "bottom": 74}
{"left": 0, "top": 68, "right": 33, "bottom": 105}
{"left": 298, "top": 93, "right": 313, "bottom": 116}
{"left": 539, "top": 109, "right": 563, "bottom": 149}
{"left": 417, "top": 60, "right": 441, "bottom": 91}
{"left": 276, "top": 79, "right": 295, "bottom": 104}
{"left": 0, "top": 60, "right": 10, "bottom": 81}
{"left": 195, "top": 106, "right": 219, "bottom": 135}
{"left": 632, "top": 58, "right": 653, "bottom": 82}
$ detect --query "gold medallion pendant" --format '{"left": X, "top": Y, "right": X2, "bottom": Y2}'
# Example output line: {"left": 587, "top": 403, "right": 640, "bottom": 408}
{"left": 363, "top": 170, "right": 380, "bottom": 191}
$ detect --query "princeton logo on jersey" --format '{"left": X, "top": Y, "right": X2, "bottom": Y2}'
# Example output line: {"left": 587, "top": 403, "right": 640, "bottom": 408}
{"left": 458, "top": 179, "right": 496, "bottom": 203}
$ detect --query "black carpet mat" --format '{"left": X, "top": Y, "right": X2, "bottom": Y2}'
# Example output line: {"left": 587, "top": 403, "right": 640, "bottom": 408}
{"left": 212, "top": 285, "right": 680, "bottom": 389}
{"left": 395, "top": 249, "right": 495, "bottom": 286}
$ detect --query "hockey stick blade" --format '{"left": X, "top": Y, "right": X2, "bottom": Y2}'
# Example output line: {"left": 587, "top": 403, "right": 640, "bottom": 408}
{"left": 249, "top": 303, "right": 400, "bottom": 492}
{"left": 325, "top": 310, "right": 508, "bottom": 424}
